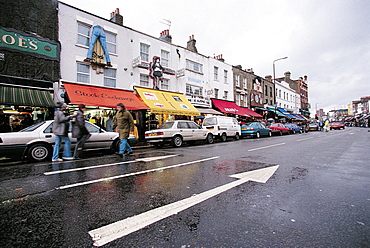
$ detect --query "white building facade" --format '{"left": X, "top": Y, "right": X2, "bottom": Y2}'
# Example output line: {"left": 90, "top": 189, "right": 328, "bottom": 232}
{"left": 57, "top": 3, "right": 233, "bottom": 107}
{"left": 275, "top": 80, "right": 301, "bottom": 114}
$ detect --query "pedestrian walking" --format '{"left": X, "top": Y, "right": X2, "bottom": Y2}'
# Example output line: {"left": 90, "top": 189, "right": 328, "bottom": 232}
{"left": 324, "top": 119, "right": 330, "bottom": 132}
{"left": 52, "top": 103, "right": 73, "bottom": 162}
{"left": 105, "top": 115, "right": 114, "bottom": 132}
{"left": 72, "top": 104, "right": 91, "bottom": 159}
{"left": 112, "top": 103, "right": 134, "bottom": 156}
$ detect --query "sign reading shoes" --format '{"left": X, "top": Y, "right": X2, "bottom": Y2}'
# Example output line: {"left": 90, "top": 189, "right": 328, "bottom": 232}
{"left": 0, "top": 26, "right": 60, "bottom": 61}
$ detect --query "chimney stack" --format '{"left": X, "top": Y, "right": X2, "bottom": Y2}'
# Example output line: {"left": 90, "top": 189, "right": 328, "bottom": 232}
{"left": 110, "top": 8, "right": 123, "bottom": 26}
{"left": 265, "top": 75, "right": 272, "bottom": 81}
{"left": 284, "top": 71, "right": 291, "bottom": 79}
{"left": 187, "top": 34, "right": 198, "bottom": 53}
{"left": 159, "top": 29, "right": 172, "bottom": 43}
{"left": 214, "top": 54, "right": 225, "bottom": 62}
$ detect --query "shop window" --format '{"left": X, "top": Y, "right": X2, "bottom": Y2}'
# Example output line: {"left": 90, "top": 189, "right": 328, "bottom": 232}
{"left": 77, "top": 63, "right": 90, "bottom": 83}
{"left": 104, "top": 68, "right": 116, "bottom": 87}
{"left": 161, "top": 50, "right": 169, "bottom": 67}
{"left": 77, "top": 22, "right": 90, "bottom": 47}
{"left": 140, "top": 43, "right": 150, "bottom": 62}
{"left": 214, "top": 66, "right": 218, "bottom": 81}
{"left": 140, "top": 74, "right": 149, "bottom": 87}
{"left": 106, "top": 32, "right": 116, "bottom": 54}
{"left": 161, "top": 78, "right": 169, "bottom": 90}
{"left": 186, "top": 59, "right": 203, "bottom": 73}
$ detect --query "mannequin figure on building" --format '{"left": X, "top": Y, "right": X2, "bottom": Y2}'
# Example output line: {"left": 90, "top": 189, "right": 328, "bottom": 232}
{"left": 150, "top": 56, "right": 163, "bottom": 90}
{"left": 84, "top": 25, "right": 112, "bottom": 67}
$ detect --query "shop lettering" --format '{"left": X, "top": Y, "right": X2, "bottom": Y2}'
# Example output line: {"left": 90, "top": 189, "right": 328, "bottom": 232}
{"left": 75, "top": 90, "right": 134, "bottom": 102}
{"left": 224, "top": 108, "right": 238, "bottom": 112}
{"left": 0, "top": 34, "right": 38, "bottom": 51}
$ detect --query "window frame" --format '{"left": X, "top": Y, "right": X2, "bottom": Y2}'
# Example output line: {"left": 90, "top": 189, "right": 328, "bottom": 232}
{"left": 77, "top": 22, "right": 91, "bottom": 47}
{"left": 140, "top": 43, "right": 150, "bottom": 62}
{"left": 186, "top": 59, "right": 203, "bottom": 74}
{"left": 161, "top": 50, "right": 169, "bottom": 67}
{"left": 77, "top": 62, "right": 90, "bottom": 83}
{"left": 140, "top": 74, "right": 150, "bottom": 87}
{"left": 104, "top": 68, "right": 117, "bottom": 87}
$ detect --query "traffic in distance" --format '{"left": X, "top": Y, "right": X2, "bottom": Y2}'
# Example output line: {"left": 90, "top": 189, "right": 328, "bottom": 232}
{"left": 0, "top": 117, "right": 348, "bottom": 162}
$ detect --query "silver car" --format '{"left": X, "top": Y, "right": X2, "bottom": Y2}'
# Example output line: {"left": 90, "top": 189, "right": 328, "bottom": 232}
{"left": 0, "top": 120, "right": 137, "bottom": 161}
{"left": 145, "top": 120, "right": 214, "bottom": 147}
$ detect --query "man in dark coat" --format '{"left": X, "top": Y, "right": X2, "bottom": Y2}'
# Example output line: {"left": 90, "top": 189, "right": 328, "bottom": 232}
{"left": 112, "top": 103, "right": 134, "bottom": 156}
{"left": 72, "top": 104, "right": 90, "bottom": 159}
{"left": 52, "top": 103, "right": 73, "bottom": 161}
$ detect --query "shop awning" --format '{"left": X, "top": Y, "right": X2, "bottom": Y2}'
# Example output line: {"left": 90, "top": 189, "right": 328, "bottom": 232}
{"left": 267, "top": 107, "right": 285, "bottom": 116}
{"left": 240, "top": 107, "right": 263, "bottom": 118}
{"left": 293, "top": 114, "right": 305, "bottom": 120}
{"left": 0, "top": 85, "right": 54, "bottom": 107}
{"left": 196, "top": 107, "right": 223, "bottom": 115}
{"left": 134, "top": 86, "right": 200, "bottom": 116}
{"left": 211, "top": 99, "right": 250, "bottom": 117}
{"left": 63, "top": 82, "right": 148, "bottom": 110}
{"left": 277, "top": 108, "right": 296, "bottom": 119}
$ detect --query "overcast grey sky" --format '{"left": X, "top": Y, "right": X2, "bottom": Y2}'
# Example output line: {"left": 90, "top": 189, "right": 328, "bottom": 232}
{"left": 61, "top": 0, "right": 370, "bottom": 115}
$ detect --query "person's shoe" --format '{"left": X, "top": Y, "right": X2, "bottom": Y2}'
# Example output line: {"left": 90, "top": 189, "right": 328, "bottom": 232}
{"left": 84, "top": 58, "right": 91, "bottom": 62}
{"left": 52, "top": 158, "right": 63, "bottom": 162}
{"left": 106, "top": 62, "right": 112, "bottom": 67}
{"left": 63, "top": 157, "right": 74, "bottom": 160}
{"left": 115, "top": 152, "right": 123, "bottom": 157}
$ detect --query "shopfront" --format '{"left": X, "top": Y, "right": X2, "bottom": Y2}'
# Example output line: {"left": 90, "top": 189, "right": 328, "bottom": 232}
{"left": 211, "top": 98, "right": 252, "bottom": 123}
{"left": 134, "top": 86, "right": 200, "bottom": 130}
{"left": 0, "top": 83, "right": 55, "bottom": 132}
{"left": 63, "top": 82, "right": 148, "bottom": 140}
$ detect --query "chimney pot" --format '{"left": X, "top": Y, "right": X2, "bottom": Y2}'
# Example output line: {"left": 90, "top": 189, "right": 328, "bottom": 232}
{"left": 116, "top": 8, "right": 120, "bottom": 14}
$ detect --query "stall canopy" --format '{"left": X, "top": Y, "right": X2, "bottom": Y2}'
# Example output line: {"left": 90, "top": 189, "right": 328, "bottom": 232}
{"left": 0, "top": 85, "right": 54, "bottom": 107}
{"left": 196, "top": 107, "right": 223, "bottom": 115}
{"left": 211, "top": 99, "right": 250, "bottom": 117}
{"left": 239, "top": 107, "right": 263, "bottom": 118}
{"left": 63, "top": 82, "right": 148, "bottom": 110}
{"left": 277, "top": 108, "right": 296, "bottom": 119}
{"left": 134, "top": 86, "right": 200, "bottom": 116}
{"left": 293, "top": 114, "right": 305, "bottom": 120}
{"left": 267, "top": 107, "right": 285, "bottom": 116}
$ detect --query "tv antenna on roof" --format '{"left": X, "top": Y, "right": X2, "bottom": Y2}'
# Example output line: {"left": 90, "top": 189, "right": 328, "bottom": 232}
{"left": 160, "top": 19, "right": 171, "bottom": 30}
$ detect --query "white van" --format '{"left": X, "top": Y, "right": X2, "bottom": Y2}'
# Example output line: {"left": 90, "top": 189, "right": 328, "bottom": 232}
{"left": 202, "top": 116, "right": 241, "bottom": 141}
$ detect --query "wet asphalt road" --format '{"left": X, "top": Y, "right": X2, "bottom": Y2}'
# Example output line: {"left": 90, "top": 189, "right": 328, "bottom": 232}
{"left": 0, "top": 127, "right": 369, "bottom": 247}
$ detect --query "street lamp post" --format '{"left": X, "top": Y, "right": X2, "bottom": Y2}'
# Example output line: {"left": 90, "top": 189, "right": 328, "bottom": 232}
{"left": 272, "top": 56, "right": 288, "bottom": 120}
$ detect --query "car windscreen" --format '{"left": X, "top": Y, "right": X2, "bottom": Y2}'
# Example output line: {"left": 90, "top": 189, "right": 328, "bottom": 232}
{"left": 19, "top": 122, "right": 45, "bottom": 132}
{"left": 269, "top": 123, "right": 279, "bottom": 127}
{"left": 203, "top": 117, "right": 217, "bottom": 126}
{"left": 159, "top": 122, "right": 174, "bottom": 129}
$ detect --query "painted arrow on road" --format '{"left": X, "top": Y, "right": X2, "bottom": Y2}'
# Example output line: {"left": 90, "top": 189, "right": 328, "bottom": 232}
{"left": 88, "top": 165, "right": 280, "bottom": 247}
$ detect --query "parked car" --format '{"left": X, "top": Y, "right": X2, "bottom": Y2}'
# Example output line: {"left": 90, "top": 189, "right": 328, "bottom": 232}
{"left": 308, "top": 123, "right": 320, "bottom": 131}
{"left": 241, "top": 122, "right": 272, "bottom": 138}
{"left": 267, "top": 123, "right": 290, "bottom": 135}
{"left": 202, "top": 116, "right": 241, "bottom": 141}
{"left": 284, "top": 123, "right": 302, "bottom": 134}
{"left": 330, "top": 122, "right": 345, "bottom": 130}
{"left": 145, "top": 120, "right": 214, "bottom": 147}
{"left": 0, "top": 120, "right": 137, "bottom": 162}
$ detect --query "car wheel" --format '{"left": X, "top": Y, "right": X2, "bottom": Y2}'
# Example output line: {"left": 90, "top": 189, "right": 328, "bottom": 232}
{"left": 255, "top": 132, "right": 261, "bottom": 138}
{"left": 268, "top": 131, "right": 272, "bottom": 137}
{"left": 171, "top": 135, "right": 183, "bottom": 147}
{"left": 234, "top": 133, "right": 240, "bottom": 140}
{"left": 220, "top": 133, "right": 227, "bottom": 142}
{"left": 27, "top": 143, "right": 52, "bottom": 161}
{"left": 205, "top": 133, "right": 214, "bottom": 144}
{"left": 113, "top": 139, "right": 121, "bottom": 152}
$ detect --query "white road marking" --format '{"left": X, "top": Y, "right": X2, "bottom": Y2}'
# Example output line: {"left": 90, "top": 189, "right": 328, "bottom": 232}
{"left": 247, "top": 143, "right": 285, "bottom": 152}
{"left": 297, "top": 137, "right": 314, "bottom": 141}
{"left": 56, "top": 156, "right": 219, "bottom": 190}
{"left": 88, "top": 165, "right": 279, "bottom": 247}
{"left": 44, "top": 155, "right": 179, "bottom": 175}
